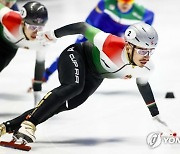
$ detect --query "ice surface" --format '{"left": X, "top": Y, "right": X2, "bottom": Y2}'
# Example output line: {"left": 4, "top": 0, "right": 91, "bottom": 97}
{"left": 0, "top": 0, "right": 180, "bottom": 153}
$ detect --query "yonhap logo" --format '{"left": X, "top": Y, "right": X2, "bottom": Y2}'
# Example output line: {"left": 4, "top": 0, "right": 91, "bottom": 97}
{"left": 146, "top": 132, "right": 179, "bottom": 148}
{"left": 146, "top": 132, "right": 162, "bottom": 148}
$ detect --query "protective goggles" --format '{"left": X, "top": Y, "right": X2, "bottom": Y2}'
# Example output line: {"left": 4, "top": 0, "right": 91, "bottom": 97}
{"left": 117, "top": 0, "right": 134, "bottom": 4}
{"left": 135, "top": 48, "right": 154, "bottom": 56}
{"left": 25, "top": 23, "right": 44, "bottom": 31}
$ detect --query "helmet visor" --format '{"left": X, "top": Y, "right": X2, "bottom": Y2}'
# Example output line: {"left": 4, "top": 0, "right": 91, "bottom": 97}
{"left": 25, "top": 22, "right": 44, "bottom": 31}
{"left": 136, "top": 48, "right": 154, "bottom": 56}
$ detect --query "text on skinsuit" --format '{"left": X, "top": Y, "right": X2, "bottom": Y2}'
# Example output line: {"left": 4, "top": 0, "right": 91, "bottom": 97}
{"left": 69, "top": 54, "right": 79, "bottom": 83}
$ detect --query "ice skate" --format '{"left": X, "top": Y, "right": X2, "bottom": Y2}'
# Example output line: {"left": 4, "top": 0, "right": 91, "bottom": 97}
{"left": 0, "top": 135, "right": 31, "bottom": 151}
{"left": 0, "top": 123, "right": 32, "bottom": 151}
{"left": 13, "top": 121, "right": 36, "bottom": 143}
{"left": 0, "top": 123, "right": 6, "bottom": 137}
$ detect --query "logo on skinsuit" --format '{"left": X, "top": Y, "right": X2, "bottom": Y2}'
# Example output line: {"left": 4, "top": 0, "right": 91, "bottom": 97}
{"left": 69, "top": 54, "right": 79, "bottom": 83}
{"left": 67, "top": 47, "right": 74, "bottom": 52}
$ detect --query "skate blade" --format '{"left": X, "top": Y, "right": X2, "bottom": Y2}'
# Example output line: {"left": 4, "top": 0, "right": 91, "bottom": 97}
{"left": 14, "top": 132, "right": 35, "bottom": 143}
{"left": 0, "top": 140, "right": 31, "bottom": 151}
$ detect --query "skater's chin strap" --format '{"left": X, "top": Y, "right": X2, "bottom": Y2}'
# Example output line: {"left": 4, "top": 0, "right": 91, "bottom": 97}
{"left": 128, "top": 44, "right": 136, "bottom": 66}
{"left": 23, "top": 23, "right": 29, "bottom": 40}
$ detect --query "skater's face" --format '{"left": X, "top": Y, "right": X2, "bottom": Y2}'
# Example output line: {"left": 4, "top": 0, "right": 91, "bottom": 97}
{"left": 117, "top": 0, "right": 134, "bottom": 13}
{"left": 126, "top": 43, "right": 154, "bottom": 67}
{"left": 23, "top": 22, "right": 44, "bottom": 40}
{"left": 0, "top": 0, "right": 16, "bottom": 8}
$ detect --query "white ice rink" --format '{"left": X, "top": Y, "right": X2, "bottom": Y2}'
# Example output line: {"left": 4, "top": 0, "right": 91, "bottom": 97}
{"left": 0, "top": 0, "right": 180, "bottom": 153}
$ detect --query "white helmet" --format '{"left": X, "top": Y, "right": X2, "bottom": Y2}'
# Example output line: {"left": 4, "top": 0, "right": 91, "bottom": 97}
{"left": 124, "top": 22, "right": 158, "bottom": 49}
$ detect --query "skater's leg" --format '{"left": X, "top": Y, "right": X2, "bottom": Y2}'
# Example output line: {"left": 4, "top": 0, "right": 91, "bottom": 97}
{"left": 52, "top": 69, "right": 103, "bottom": 114}
{"left": 0, "top": 108, "right": 35, "bottom": 138}
{"left": 42, "top": 58, "right": 59, "bottom": 82}
{"left": 14, "top": 44, "right": 86, "bottom": 142}
{"left": 28, "top": 44, "right": 86, "bottom": 125}
{"left": 2, "top": 108, "right": 35, "bottom": 134}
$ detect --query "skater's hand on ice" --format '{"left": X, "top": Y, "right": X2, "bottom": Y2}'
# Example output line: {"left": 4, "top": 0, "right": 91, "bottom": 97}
{"left": 152, "top": 115, "right": 176, "bottom": 137}
{"left": 37, "top": 30, "right": 57, "bottom": 43}
{"left": 153, "top": 115, "right": 168, "bottom": 126}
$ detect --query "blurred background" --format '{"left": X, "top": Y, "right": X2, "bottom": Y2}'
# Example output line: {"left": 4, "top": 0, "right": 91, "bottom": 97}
{"left": 0, "top": 0, "right": 180, "bottom": 154}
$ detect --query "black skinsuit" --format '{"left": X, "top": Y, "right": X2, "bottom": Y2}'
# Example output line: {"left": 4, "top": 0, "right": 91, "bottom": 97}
{"left": 3, "top": 22, "right": 159, "bottom": 133}
{"left": 4, "top": 42, "right": 104, "bottom": 132}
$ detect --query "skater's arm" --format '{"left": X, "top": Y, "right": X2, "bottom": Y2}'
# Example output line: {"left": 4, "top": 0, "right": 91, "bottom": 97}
{"left": 33, "top": 60, "right": 45, "bottom": 91}
{"left": 32, "top": 48, "right": 46, "bottom": 90}
{"left": 143, "top": 9, "right": 154, "bottom": 25}
{"left": 54, "top": 22, "right": 101, "bottom": 42}
{"left": 0, "top": 3, "right": 21, "bottom": 33}
{"left": 42, "top": 58, "right": 59, "bottom": 82}
{"left": 136, "top": 78, "right": 176, "bottom": 135}
{"left": 136, "top": 78, "right": 159, "bottom": 117}
{"left": 37, "top": 22, "right": 102, "bottom": 43}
